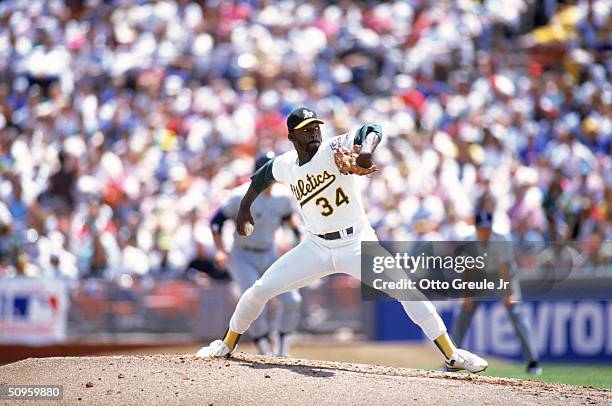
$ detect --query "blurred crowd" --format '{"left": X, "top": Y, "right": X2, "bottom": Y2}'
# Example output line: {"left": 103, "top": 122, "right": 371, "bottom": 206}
{"left": 0, "top": 0, "right": 610, "bottom": 281}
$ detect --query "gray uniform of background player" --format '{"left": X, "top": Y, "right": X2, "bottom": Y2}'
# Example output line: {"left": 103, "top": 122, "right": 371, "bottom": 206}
{"left": 215, "top": 185, "right": 302, "bottom": 340}
{"left": 451, "top": 232, "right": 540, "bottom": 367}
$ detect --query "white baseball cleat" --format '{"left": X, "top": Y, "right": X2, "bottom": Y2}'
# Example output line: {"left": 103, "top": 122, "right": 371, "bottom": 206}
{"left": 195, "top": 340, "right": 231, "bottom": 358}
{"left": 445, "top": 349, "right": 488, "bottom": 373}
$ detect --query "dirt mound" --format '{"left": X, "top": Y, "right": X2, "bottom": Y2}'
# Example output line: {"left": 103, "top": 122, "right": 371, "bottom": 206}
{"left": 1, "top": 353, "right": 609, "bottom": 405}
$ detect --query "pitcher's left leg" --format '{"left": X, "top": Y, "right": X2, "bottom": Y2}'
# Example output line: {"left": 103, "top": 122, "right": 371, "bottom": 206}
{"left": 335, "top": 229, "right": 446, "bottom": 340}
{"left": 334, "top": 228, "right": 487, "bottom": 373}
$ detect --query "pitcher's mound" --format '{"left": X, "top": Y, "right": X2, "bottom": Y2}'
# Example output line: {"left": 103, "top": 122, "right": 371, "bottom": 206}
{"left": 1, "top": 353, "right": 609, "bottom": 405}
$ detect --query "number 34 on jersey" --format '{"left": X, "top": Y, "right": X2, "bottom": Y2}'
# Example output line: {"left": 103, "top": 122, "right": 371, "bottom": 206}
{"left": 315, "top": 187, "right": 349, "bottom": 216}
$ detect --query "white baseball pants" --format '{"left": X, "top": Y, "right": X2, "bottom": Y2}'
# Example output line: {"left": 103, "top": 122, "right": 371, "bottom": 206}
{"left": 229, "top": 225, "right": 447, "bottom": 341}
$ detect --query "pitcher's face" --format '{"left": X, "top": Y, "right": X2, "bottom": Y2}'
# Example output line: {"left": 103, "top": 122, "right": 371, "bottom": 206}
{"left": 290, "top": 122, "right": 322, "bottom": 154}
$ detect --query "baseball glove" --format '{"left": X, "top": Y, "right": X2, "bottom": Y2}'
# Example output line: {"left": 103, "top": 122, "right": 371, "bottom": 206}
{"left": 333, "top": 145, "right": 377, "bottom": 175}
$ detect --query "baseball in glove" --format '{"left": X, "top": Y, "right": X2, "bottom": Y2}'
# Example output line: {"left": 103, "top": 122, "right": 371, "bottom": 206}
{"left": 334, "top": 145, "right": 377, "bottom": 175}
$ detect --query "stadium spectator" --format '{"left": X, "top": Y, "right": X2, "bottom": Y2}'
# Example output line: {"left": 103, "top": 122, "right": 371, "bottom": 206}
{"left": 185, "top": 243, "right": 231, "bottom": 282}
{"left": 0, "top": 0, "right": 609, "bottom": 282}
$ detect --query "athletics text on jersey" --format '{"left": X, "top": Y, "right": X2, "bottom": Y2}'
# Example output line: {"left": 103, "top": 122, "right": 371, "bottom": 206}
{"left": 272, "top": 131, "right": 368, "bottom": 235}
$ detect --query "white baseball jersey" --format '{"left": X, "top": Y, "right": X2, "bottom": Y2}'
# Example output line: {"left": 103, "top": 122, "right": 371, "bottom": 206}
{"left": 271, "top": 131, "right": 368, "bottom": 235}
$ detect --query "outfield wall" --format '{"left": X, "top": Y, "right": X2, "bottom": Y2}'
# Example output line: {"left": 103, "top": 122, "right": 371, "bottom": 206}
{"left": 370, "top": 280, "right": 612, "bottom": 363}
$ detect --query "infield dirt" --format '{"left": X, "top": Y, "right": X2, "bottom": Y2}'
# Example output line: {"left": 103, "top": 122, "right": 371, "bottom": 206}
{"left": 1, "top": 353, "right": 610, "bottom": 406}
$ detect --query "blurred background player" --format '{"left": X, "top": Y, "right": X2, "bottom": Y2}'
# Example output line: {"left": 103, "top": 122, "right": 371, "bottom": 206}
{"left": 451, "top": 210, "right": 542, "bottom": 375}
{"left": 210, "top": 152, "right": 302, "bottom": 356}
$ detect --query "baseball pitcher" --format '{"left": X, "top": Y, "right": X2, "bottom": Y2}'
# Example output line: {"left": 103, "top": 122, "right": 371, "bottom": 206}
{"left": 197, "top": 107, "right": 488, "bottom": 373}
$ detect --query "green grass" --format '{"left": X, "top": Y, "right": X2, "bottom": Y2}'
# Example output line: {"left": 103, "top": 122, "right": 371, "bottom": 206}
{"left": 481, "top": 362, "right": 612, "bottom": 389}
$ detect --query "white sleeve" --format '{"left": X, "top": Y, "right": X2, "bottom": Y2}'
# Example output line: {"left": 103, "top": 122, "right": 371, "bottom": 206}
{"left": 324, "top": 132, "right": 355, "bottom": 163}
{"left": 327, "top": 132, "right": 355, "bottom": 150}
{"left": 272, "top": 154, "right": 290, "bottom": 184}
